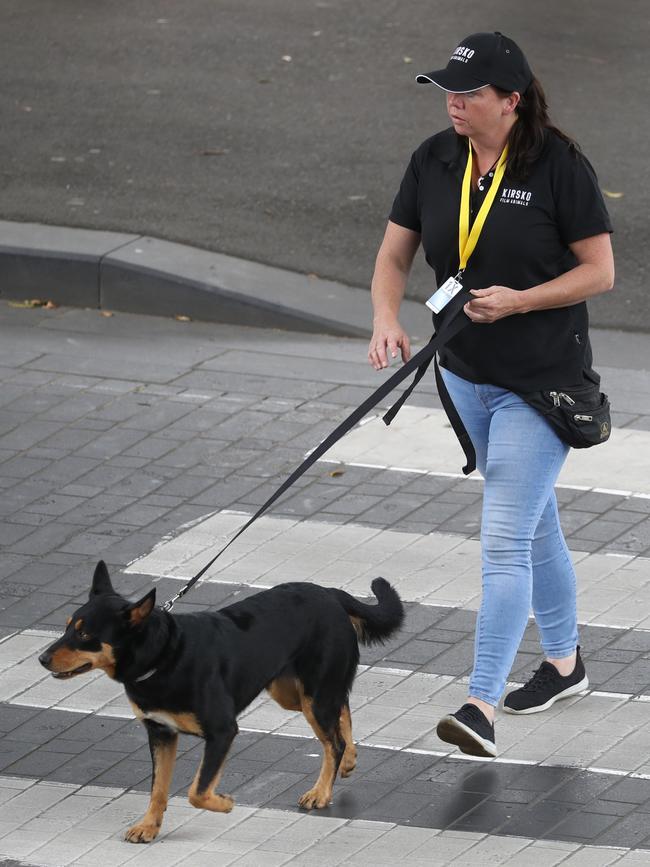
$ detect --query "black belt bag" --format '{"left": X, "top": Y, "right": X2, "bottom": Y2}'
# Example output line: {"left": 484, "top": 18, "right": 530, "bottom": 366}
{"left": 519, "top": 383, "right": 612, "bottom": 449}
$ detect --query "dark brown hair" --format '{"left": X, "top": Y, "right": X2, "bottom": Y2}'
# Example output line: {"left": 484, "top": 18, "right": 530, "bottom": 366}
{"left": 496, "top": 77, "right": 579, "bottom": 180}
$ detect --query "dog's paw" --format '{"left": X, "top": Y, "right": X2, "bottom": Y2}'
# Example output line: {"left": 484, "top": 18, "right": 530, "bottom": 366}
{"left": 339, "top": 759, "right": 356, "bottom": 778}
{"left": 125, "top": 821, "right": 160, "bottom": 843}
{"left": 298, "top": 787, "right": 331, "bottom": 810}
{"left": 189, "top": 792, "right": 234, "bottom": 813}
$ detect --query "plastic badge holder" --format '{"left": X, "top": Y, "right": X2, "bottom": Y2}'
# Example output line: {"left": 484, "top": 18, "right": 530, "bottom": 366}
{"left": 426, "top": 275, "right": 463, "bottom": 314}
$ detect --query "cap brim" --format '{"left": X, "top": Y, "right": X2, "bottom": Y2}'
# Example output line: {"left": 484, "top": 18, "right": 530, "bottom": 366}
{"left": 415, "top": 67, "right": 490, "bottom": 93}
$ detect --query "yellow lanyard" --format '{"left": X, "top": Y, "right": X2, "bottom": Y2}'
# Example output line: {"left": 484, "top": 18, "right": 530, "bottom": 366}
{"left": 458, "top": 141, "right": 509, "bottom": 272}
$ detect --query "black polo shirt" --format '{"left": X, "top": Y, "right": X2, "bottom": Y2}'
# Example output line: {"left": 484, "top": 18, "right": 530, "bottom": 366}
{"left": 389, "top": 128, "right": 613, "bottom": 391}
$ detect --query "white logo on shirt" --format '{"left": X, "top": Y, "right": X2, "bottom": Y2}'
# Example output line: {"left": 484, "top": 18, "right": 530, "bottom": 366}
{"left": 450, "top": 46, "right": 475, "bottom": 64}
{"left": 500, "top": 187, "right": 533, "bottom": 206}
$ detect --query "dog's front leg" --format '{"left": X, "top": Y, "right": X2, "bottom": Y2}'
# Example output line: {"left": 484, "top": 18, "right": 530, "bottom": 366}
{"left": 188, "top": 724, "right": 237, "bottom": 813}
{"left": 125, "top": 721, "right": 178, "bottom": 843}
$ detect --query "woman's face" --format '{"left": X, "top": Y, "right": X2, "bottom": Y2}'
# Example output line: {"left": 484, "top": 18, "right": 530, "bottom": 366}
{"left": 446, "top": 86, "right": 516, "bottom": 139}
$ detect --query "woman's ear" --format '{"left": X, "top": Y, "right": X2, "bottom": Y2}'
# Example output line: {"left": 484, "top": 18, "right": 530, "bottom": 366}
{"left": 504, "top": 91, "right": 521, "bottom": 114}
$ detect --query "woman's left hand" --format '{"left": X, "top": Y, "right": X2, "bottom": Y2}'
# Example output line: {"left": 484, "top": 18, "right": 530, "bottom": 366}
{"left": 464, "top": 285, "right": 524, "bottom": 323}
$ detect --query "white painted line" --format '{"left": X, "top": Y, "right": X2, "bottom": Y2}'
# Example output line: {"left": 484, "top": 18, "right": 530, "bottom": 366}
{"left": 315, "top": 405, "right": 650, "bottom": 498}
{"left": 126, "top": 510, "right": 650, "bottom": 630}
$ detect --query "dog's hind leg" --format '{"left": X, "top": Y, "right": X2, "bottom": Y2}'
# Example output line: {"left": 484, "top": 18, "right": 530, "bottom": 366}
{"left": 298, "top": 695, "right": 345, "bottom": 809}
{"left": 126, "top": 721, "right": 178, "bottom": 843}
{"left": 339, "top": 703, "right": 357, "bottom": 778}
{"left": 188, "top": 724, "right": 237, "bottom": 813}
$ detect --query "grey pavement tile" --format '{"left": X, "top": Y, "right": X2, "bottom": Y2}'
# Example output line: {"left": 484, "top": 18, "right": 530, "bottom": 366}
{"left": 547, "top": 809, "right": 620, "bottom": 843}
{"left": 607, "top": 519, "right": 650, "bottom": 553}
{"left": 6, "top": 709, "right": 86, "bottom": 744}
{"left": 74, "top": 427, "right": 149, "bottom": 459}
{"left": 356, "top": 493, "right": 432, "bottom": 525}
{"left": 560, "top": 537, "right": 603, "bottom": 553}
{"left": 235, "top": 770, "right": 308, "bottom": 807}
{"left": 619, "top": 498, "right": 650, "bottom": 514}
{"left": 0, "top": 557, "right": 59, "bottom": 588}
{"left": 38, "top": 455, "right": 101, "bottom": 484}
{"left": 0, "top": 456, "right": 51, "bottom": 480}
{"left": 24, "top": 494, "right": 85, "bottom": 517}
{"left": 4, "top": 745, "right": 77, "bottom": 777}
{"left": 43, "top": 749, "right": 128, "bottom": 785}
{"left": 600, "top": 659, "right": 650, "bottom": 693}
{"left": 0, "top": 705, "right": 42, "bottom": 734}
{"left": 418, "top": 640, "right": 475, "bottom": 675}
{"left": 0, "top": 522, "right": 39, "bottom": 545}
{"left": 600, "top": 778, "right": 650, "bottom": 805}
{"left": 409, "top": 789, "right": 489, "bottom": 829}
{"left": 559, "top": 510, "right": 600, "bottom": 535}
{"left": 595, "top": 813, "right": 650, "bottom": 848}
{"left": 0, "top": 739, "right": 39, "bottom": 771}
{"left": 0, "top": 592, "right": 72, "bottom": 628}
{"left": 494, "top": 802, "right": 569, "bottom": 840}
{"left": 571, "top": 519, "right": 629, "bottom": 544}
{"left": 0, "top": 421, "right": 65, "bottom": 452}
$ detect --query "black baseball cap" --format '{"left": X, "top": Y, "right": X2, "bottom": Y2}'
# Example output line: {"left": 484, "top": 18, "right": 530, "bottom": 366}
{"left": 416, "top": 32, "right": 533, "bottom": 94}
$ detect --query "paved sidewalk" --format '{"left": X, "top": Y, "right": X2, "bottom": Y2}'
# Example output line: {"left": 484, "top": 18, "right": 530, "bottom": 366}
{"left": 1, "top": 303, "right": 650, "bottom": 864}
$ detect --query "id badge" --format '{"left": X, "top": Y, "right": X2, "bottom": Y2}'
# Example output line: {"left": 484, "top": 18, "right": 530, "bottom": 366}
{"left": 425, "top": 273, "right": 463, "bottom": 314}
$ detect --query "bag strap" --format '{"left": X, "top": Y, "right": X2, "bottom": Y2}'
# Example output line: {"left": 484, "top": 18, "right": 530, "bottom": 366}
{"left": 162, "top": 290, "right": 473, "bottom": 611}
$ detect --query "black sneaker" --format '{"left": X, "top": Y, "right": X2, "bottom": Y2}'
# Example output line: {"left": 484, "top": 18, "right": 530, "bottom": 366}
{"left": 503, "top": 646, "right": 589, "bottom": 715}
{"left": 437, "top": 703, "right": 496, "bottom": 758}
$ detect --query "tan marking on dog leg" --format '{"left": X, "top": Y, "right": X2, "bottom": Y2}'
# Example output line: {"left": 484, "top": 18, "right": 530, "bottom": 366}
{"left": 339, "top": 704, "right": 357, "bottom": 778}
{"left": 298, "top": 695, "right": 343, "bottom": 809}
{"left": 125, "top": 733, "right": 178, "bottom": 843}
{"left": 267, "top": 677, "right": 301, "bottom": 711}
{"left": 188, "top": 746, "right": 234, "bottom": 813}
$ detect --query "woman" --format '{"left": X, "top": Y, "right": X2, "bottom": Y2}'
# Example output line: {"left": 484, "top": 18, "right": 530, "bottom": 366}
{"left": 368, "top": 32, "right": 614, "bottom": 758}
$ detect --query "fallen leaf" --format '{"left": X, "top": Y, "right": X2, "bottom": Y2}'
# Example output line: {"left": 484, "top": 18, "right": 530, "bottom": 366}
{"left": 282, "top": 55, "right": 292, "bottom": 62}
{"left": 329, "top": 469, "right": 345, "bottom": 477}
{"left": 44, "top": 301, "right": 58, "bottom": 309}
{"left": 101, "top": 310, "right": 114, "bottom": 317}
{"left": 175, "top": 314, "right": 191, "bottom": 322}
{"left": 8, "top": 299, "right": 47, "bottom": 308}
{"left": 602, "top": 189, "right": 624, "bottom": 199}
{"left": 403, "top": 56, "right": 413, "bottom": 63}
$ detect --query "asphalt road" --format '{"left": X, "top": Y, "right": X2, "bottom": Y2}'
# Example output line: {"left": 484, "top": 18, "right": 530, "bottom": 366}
{"left": 1, "top": 0, "right": 646, "bottom": 329}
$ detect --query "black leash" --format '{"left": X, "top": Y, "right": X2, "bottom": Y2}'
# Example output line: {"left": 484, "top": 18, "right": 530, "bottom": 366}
{"left": 162, "top": 290, "right": 474, "bottom": 611}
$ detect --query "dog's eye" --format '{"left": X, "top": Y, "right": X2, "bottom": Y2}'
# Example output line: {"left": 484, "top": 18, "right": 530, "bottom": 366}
{"left": 79, "top": 632, "right": 92, "bottom": 642}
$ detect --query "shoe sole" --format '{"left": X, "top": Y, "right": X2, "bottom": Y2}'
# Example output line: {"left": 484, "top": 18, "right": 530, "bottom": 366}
{"left": 436, "top": 715, "right": 497, "bottom": 758}
{"left": 502, "top": 675, "right": 589, "bottom": 715}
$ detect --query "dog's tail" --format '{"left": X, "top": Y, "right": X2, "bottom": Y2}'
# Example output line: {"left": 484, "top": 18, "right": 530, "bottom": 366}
{"left": 330, "top": 578, "right": 404, "bottom": 646}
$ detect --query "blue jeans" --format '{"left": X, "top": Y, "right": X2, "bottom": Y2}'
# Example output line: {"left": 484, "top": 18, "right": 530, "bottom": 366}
{"left": 440, "top": 366, "right": 579, "bottom": 706}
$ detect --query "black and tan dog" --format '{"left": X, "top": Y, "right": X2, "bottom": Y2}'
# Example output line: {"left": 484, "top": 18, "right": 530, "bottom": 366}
{"left": 39, "top": 561, "right": 403, "bottom": 843}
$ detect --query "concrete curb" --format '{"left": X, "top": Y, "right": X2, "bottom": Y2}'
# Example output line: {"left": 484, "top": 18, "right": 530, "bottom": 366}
{"left": 0, "top": 220, "right": 427, "bottom": 339}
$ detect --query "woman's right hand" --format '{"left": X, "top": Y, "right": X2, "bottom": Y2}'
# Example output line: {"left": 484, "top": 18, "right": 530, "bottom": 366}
{"left": 368, "top": 319, "right": 411, "bottom": 370}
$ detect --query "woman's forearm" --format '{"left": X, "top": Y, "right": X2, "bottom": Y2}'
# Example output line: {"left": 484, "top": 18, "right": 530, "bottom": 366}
{"left": 517, "top": 261, "right": 615, "bottom": 314}
{"left": 371, "top": 252, "right": 409, "bottom": 323}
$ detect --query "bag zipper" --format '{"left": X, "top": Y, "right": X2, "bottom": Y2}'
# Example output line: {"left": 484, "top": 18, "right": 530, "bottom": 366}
{"left": 574, "top": 414, "right": 593, "bottom": 422}
{"left": 549, "top": 391, "right": 576, "bottom": 407}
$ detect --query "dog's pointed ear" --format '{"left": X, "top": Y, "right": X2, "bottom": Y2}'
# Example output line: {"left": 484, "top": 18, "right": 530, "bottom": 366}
{"left": 90, "top": 560, "right": 114, "bottom": 597}
{"left": 127, "top": 589, "right": 156, "bottom": 627}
